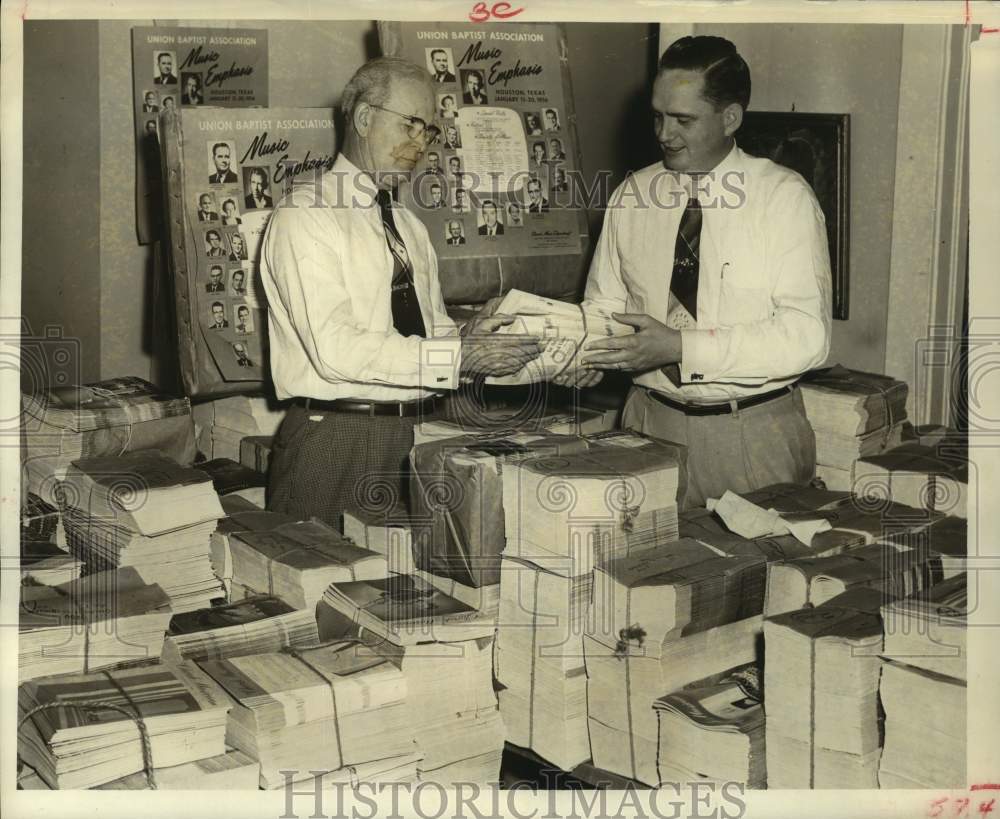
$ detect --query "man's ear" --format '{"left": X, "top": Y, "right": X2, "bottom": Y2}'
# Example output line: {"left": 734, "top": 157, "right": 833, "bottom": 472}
{"left": 353, "top": 102, "right": 372, "bottom": 138}
{"left": 723, "top": 102, "right": 744, "bottom": 137}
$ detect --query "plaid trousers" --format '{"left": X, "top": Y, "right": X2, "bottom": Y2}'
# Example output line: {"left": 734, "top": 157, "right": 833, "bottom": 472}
{"left": 267, "top": 404, "right": 417, "bottom": 531}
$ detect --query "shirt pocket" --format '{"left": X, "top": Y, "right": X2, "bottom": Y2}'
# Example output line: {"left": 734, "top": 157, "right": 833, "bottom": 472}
{"left": 717, "top": 263, "right": 771, "bottom": 326}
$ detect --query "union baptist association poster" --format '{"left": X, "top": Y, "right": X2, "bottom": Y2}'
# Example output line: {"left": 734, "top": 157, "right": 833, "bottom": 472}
{"left": 132, "top": 27, "right": 269, "bottom": 244}
{"left": 388, "top": 23, "right": 585, "bottom": 260}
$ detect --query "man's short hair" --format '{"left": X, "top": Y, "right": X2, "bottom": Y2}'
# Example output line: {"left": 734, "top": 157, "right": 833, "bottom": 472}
{"left": 210, "top": 265, "right": 223, "bottom": 274}
{"left": 342, "top": 57, "right": 433, "bottom": 120}
{"left": 207, "top": 230, "right": 221, "bottom": 240}
{"left": 658, "top": 36, "right": 751, "bottom": 111}
{"left": 212, "top": 301, "right": 224, "bottom": 310}
{"left": 482, "top": 200, "right": 497, "bottom": 211}
{"left": 430, "top": 48, "right": 447, "bottom": 61}
{"left": 238, "top": 306, "right": 249, "bottom": 316}
{"left": 157, "top": 52, "right": 172, "bottom": 63}
{"left": 250, "top": 168, "right": 268, "bottom": 184}
{"left": 212, "top": 142, "right": 229, "bottom": 156}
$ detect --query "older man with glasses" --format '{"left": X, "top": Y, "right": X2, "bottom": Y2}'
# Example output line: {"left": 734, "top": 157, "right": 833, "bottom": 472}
{"left": 260, "top": 57, "right": 541, "bottom": 530}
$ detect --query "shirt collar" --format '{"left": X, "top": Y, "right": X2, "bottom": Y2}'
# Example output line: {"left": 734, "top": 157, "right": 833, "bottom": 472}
{"left": 658, "top": 142, "right": 744, "bottom": 206}
{"left": 327, "top": 153, "right": 382, "bottom": 212}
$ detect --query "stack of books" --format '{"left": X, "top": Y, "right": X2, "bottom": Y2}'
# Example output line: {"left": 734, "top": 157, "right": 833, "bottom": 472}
{"left": 17, "top": 661, "right": 232, "bottom": 789}
{"left": 199, "top": 642, "right": 416, "bottom": 789}
{"left": 880, "top": 515, "right": 967, "bottom": 580}
{"left": 764, "top": 588, "right": 885, "bottom": 788}
{"left": 239, "top": 435, "right": 274, "bottom": 475}
{"left": 20, "top": 494, "right": 78, "bottom": 586}
{"left": 57, "top": 451, "right": 225, "bottom": 612}
{"left": 229, "top": 518, "right": 388, "bottom": 609}
{"left": 495, "top": 555, "right": 592, "bottom": 770}
{"left": 343, "top": 512, "right": 417, "bottom": 575}
{"left": 854, "top": 439, "right": 968, "bottom": 519}
{"left": 161, "top": 595, "right": 321, "bottom": 664}
{"left": 503, "top": 433, "right": 685, "bottom": 577}
{"left": 20, "top": 748, "right": 261, "bottom": 790}
{"left": 764, "top": 543, "right": 934, "bottom": 617}
{"left": 21, "top": 376, "right": 196, "bottom": 472}
{"left": 584, "top": 540, "right": 765, "bottom": 785}
{"left": 317, "top": 578, "right": 503, "bottom": 783}
{"left": 19, "top": 567, "right": 173, "bottom": 681}
{"left": 653, "top": 664, "right": 765, "bottom": 788}
{"left": 412, "top": 405, "right": 617, "bottom": 447}
{"left": 192, "top": 395, "right": 286, "bottom": 461}
{"left": 878, "top": 573, "right": 967, "bottom": 788}
{"left": 798, "top": 366, "right": 908, "bottom": 491}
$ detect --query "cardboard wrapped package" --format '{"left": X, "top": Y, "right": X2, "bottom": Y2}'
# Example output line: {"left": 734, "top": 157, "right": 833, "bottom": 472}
{"left": 410, "top": 432, "right": 589, "bottom": 588}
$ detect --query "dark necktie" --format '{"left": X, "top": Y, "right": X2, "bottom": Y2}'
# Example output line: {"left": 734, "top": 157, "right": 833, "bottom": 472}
{"left": 670, "top": 195, "right": 702, "bottom": 320}
{"left": 376, "top": 189, "right": 426, "bottom": 338}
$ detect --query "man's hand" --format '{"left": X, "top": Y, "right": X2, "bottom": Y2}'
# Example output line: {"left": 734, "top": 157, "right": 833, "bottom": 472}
{"left": 553, "top": 366, "right": 604, "bottom": 389}
{"left": 460, "top": 314, "right": 542, "bottom": 377}
{"left": 580, "top": 313, "right": 682, "bottom": 372}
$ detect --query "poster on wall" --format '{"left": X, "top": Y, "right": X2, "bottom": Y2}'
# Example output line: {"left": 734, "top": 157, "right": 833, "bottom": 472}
{"left": 160, "top": 107, "right": 336, "bottom": 398}
{"left": 131, "top": 26, "right": 269, "bottom": 245}
{"left": 381, "top": 21, "right": 590, "bottom": 303}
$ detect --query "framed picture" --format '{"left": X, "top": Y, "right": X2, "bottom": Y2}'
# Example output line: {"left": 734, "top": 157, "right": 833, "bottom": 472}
{"left": 737, "top": 112, "right": 850, "bottom": 320}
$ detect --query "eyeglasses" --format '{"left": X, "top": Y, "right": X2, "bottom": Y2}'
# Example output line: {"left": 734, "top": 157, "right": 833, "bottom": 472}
{"left": 368, "top": 104, "right": 428, "bottom": 141}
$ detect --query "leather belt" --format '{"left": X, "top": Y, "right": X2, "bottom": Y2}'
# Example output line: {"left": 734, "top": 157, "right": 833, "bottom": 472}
{"left": 297, "top": 395, "right": 438, "bottom": 418}
{"left": 647, "top": 384, "right": 795, "bottom": 416}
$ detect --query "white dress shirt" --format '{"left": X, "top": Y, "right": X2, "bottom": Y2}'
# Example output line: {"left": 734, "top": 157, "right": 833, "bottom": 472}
{"left": 260, "top": 154, "right": 461, "bottom": 402}
{"left": 583, "top": 144, "right": 831, "bottom": 403}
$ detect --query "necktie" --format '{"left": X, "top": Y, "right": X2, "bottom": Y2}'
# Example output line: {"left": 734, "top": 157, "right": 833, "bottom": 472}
{"left": 376, "top": 189, "right": 426, "bottom": 338}
{"left": 670, "top": 195, "right": 702, "bottom": 321}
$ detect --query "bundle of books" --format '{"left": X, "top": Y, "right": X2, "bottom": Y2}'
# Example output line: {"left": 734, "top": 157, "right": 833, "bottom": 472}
{"left": 57, "top": 451, "right": 225, "bottom": 612}
{"left": 212, "top": 497, "right": 299, "bottom": 601}
{"left": 239, "top": 435, "right": 273, "bottom": 474}
{"left": 412, "top": 405, "right": 617, "bottom": 446}
{"left": 161, "top": 595, "right": 321, "bottom": 664}
{"left": 495, "top": 556, "right": 592, "bottom": 770}
{"left": 198, "top": 642, "right": 417, "bottom": 789}
{"left": 653, "top": 664, "right": 765, "bottom": 788}
{"left": 410, "top": 431, "right": 588, "bottom": 588}
{"left": 878, "top": 573, "right": 967, "bottom": 788}
{"left": 17, "top": 661, "right": 232, "bottom": 789}
{"left": 764, "top": 588, "right": 885, "bottom": 788}
{"left": 798, "top": 366, "right": 908, "bottom": 491}
{"left": 763, "top": 542, "right": 935, "bottom": 617}
{"left": 503, "top": 433, "right": 685, "bottom": 577}
{"left": 193, "top": 395, "right": 286, "bottom": 461}
{"left": 19, "top": 567, "right": 173, "bottom": 681}
{"left": 228, "top": 518, "right": 388, "bottom": 609}
{"left": 584, "top": 540, "right": 765, "bottom": 785}
{"left": 880, "top": 515, "right": 967, "bottom": 580}
{"left": 317, "top": 578, "right": 504, "bottom": 782}
{"left": 20, "top": 748, "right": 260, "bottom": 790}
{"left": 853, "top": 439, "right": 968, "bottom": 519}
{"left": 21, "top": 376, "right": 196, "bottom": 469}
{"left": 20, "top": 494, "right": 78, "bottom": 586}
{"left": 197, "top": 457, "right": 267, "bottom": 496}
{"left": 343, "top": 512, "right": 417, "bottom": 575}
{"left": 483, "top": 289, "right": 634, "bottom": 386}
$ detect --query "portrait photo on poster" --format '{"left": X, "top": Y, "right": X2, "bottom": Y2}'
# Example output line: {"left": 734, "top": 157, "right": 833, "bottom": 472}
{"left": 141, "top": 89, "right": 159, "bottom": 112}
{"left": 477, "top": 199, "right": 505, "bottom": 236}
{"left": 204, "top": 228, "right": 226, "bottom": 257}
{"left": 444, "top": 218, "right": 466, "bottom": 245}
{"left": 230, "top": 267, "right": 248, "bottom": 297}
{"left": 426, "top": 47, "right": 456, "bottom": 83}
{"left": 438, "top": 93, "right": 458, "bottom": 119}
{"left": 443, "top": 122, "right": 462, "bottom": 149}
{"left": 524, "top": 111, "right": 543, "bottom": 136}
{"left": 207, "top": 140, "right": 239, "bottom": 185}
{"left": 161, "top": 94, "right": 176, "bottom": 112}
{"left": 232, "top": 341, "right": 254, "bottom": 368}
{"left": 220, "top": 196, "right": 242, "bottom": 225}
{"left": 543, "top": 107, "right": 561, "bottom": 131}
{"left": 234, "top": 303, "right": 254, "bottom": 335}
{"left": 181, "top": 72, "right": 203, "bottom": 105}
{"left": 506, "top": 200, "right": 524, "bottom": 227}
{"left": 152, "top": 50, "right": 177, "bottom": 84}
{"left": 207, "top": 300, "right": 228, "bottom": 329}
{"left": 452, "top": 186, "right": 470, "bottom": 213}
{"left": 242, "top": 166, "right": 274, "bottom": 210}
{"left": 460, "top": 68, "right": 488, "bottom": 105}
{"left": 205, "top": 264, "right": 226, "bottom": 293}
{"left": 196, "top": 192, "right": 219, "bottom": 222}
{"left": 228, "top": 231, "right": 248, "bottom": 261}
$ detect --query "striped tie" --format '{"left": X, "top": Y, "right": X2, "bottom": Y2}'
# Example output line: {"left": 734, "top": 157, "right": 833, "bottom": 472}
{"left": 670, "top": 195, "right": 702, "bottom": 320}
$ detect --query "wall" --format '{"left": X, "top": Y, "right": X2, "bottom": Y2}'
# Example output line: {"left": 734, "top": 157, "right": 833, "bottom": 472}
{"left": 692, "top": 23, "right": 904, "bottom": 375}
{"left": 23, "top": 20, "right": 655, "bottom": 389}
{"left": 22, "top": 21, "right": 103, "bottom": 384}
